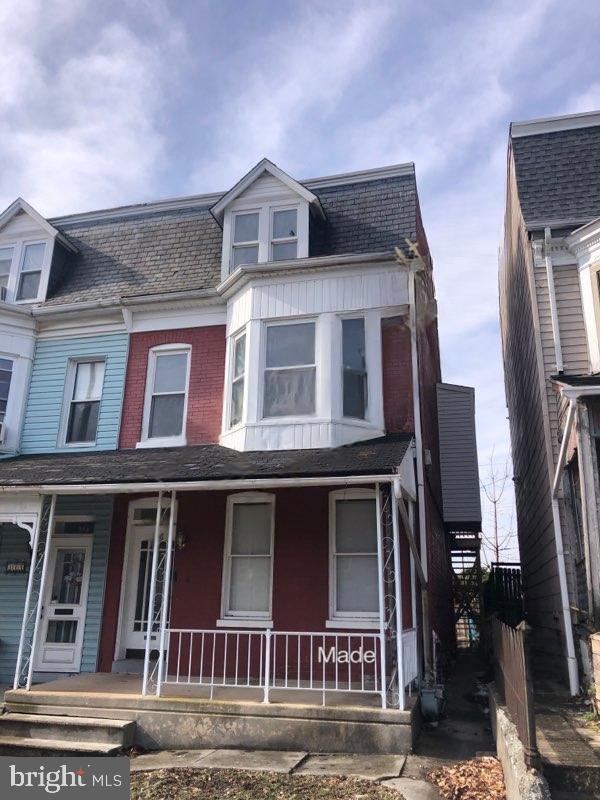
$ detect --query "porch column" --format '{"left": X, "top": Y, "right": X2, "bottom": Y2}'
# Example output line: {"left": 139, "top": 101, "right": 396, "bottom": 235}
{"left": 142, "top": 490, "right": 163, "bottom": 696}
{"left": 156, "top": 491, "right": 177, "bottom": 696}
{"left": 375, "top": 483, "right": 387, "bottom": 709}
{"left": 26, "top": 494, "right": 57, "bottom": 690}
{"left": 13, "top": 499, "right": 44, "bottom": 689}
{"left": 391, "top": 488, "right": 405, "bottom": 710}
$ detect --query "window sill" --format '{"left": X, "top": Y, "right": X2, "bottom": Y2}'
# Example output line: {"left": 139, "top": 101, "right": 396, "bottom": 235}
{"left": 136, "top": 437, "right": 187, "bottom": 449}
{"left": 325, "top": 619, "right": 380, "bottom": 631}
{"left": 216, "top": 618, "right": 274, "bottom": 629}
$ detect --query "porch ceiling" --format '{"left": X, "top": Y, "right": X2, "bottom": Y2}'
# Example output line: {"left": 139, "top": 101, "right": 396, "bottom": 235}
{"left": 0, "top": 434, "right": 413, "bottom": 490}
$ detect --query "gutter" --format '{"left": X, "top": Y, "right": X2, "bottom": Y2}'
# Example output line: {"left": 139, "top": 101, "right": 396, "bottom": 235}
{"left": 0, "top": 473, "right": 398, "bottom": 496}
{"left": 31, "top": 288, "right": 222, "bottom": 318}
{"left": 407, "top": 258, "right": 432, "bottom": 677}
{"left": 544, "top": 227, "right": 564, "bottom": 373}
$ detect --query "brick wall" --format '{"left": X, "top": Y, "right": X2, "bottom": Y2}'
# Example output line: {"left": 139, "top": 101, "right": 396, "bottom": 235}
{"left": 381, "top": 315, "right": 414, "bottom": 434}
{"left": 119, "top": 326, "right": 226, "bottom": 448}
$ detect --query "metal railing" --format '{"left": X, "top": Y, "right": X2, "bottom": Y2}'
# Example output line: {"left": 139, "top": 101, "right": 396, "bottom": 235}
{"left": 492, "top": 617, "right": 539, "bottom": 768}
{"left": 160, "top": 627, "right": 419, "bottom": 708}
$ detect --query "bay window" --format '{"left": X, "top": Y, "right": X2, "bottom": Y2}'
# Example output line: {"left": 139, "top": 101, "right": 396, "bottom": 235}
{"left": 230, "top": 332, "right": 246, "bottom": 427}
{"left": 232, "top": 212, "right": 259, "bottom": 268}
{"left": 17, "top": 242, "right": 45, "bottom": 301}
{"left": 263, "top": 321, "right": 316, "bottom": 417}
{"left": 64, "top": 360, "right": 105, "bottom": 444}
{"left": 142, "top": 346, "right": 191, "bottom": 444}
{"left": 330, "top": 490, "right": 379, "bottom": 623}
{"left": 271, "top": 208, "right": 297, "bottom": 261}
{"left": 221, "top": 493, "right": 274, "bottom": 622}
{"left": 342, "top": 317, "right": 367, "bottom": 419}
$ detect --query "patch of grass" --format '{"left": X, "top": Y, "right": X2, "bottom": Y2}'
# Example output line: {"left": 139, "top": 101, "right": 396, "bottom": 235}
{"left": 131, "top": 768, "right": 404, "bottom": 800}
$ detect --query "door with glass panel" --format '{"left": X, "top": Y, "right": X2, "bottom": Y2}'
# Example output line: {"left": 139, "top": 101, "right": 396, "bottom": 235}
{"left": 120, "top": 502, "right": 171, "bottom": 655}
{"left": 35, "top": 535, "right": 92, "bottom": 672}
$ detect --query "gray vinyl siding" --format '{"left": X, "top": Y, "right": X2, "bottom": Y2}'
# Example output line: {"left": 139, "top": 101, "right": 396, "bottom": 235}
{"left": 499, "top": 152, "right": 566, "bottom": 669}
{"left": 0, "top": 495, "right": 112, "bottom": 684}
{"left": 436, "top": 383, "right": 481, "bottom": 528}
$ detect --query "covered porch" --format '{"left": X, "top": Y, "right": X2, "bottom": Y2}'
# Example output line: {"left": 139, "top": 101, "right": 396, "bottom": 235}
{"left": 1, "top": 436, "right": 428, "bottom": 728}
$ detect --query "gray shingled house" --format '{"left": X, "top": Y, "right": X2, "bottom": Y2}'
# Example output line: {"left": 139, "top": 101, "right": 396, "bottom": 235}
{"left": 500, "top": 110, "right": 600, "bottom": 694}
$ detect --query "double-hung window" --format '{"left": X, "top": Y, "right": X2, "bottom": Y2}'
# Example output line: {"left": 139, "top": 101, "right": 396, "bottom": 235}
{"left": 342, "top": 318, "right": 367, "bottom": 419}
{"left": 271, "top": 209, "right": 298, "bottom": 261}
{"left": 221, "top": 493, "right": 274, "bottom": 622}
{"left": 263, "top": 321, "right": 316, "bottom": 417}
{"left": 64, "top": 360, "right": 105, "bottom": 444}
{"left": 330, "top": 490, "right": 379, "bottom": 623}
{"left": 232, "top": 212, "right": 259, "bottom": 269}
{"left": 0, "top": 247, "right": 14, "bottom": 295}
{"left": 230, "top": 333, "right": 246, "bottom": 427}
{"left": 17, "top": 242, "right": 45, "bottom": 301}
{"left": 143, "top": 346, "right": 191, "bottom": 443}
{"left": 0, "top": 357, "right": 13, "bottom": 425}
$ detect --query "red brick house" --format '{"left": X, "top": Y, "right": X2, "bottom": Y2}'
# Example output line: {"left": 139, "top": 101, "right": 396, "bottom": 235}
{"left": 0, "top": 159, "right": 480, "bottom": 752}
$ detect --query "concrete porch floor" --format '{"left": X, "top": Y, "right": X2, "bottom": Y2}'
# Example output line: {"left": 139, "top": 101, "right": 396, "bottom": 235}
{"left": 4, "top": 672, "right": 419, "bottom": 754}
{"left": 24, "top": 671, "right": 392, "bottom": 708}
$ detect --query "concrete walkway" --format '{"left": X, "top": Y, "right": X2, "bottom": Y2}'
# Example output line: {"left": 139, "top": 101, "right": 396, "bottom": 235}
{"left": 131, "top": 748, "right": 440, "bottom": 798}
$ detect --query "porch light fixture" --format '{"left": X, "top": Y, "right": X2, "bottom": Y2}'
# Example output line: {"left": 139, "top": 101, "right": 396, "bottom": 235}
{"left": 175, "top": 531, "right": 186, "bottom": 550}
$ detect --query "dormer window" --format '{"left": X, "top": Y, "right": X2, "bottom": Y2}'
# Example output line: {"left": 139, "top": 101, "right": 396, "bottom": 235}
{"left": 232, "top": 212, "right": 260, "bottom": 268}
{"left": 271, "top": 209, "right": 297, "bottom": 261}
{"left": 16, "top": 242, "right": 45, "bottom": 301}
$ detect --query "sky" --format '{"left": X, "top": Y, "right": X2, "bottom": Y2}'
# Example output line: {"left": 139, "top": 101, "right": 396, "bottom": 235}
{"left": 2, "top": 0, "right": 600, "bottom": 564}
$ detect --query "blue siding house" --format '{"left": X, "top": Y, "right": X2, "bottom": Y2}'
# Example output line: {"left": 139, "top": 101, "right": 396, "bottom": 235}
{"left": 20, "top": 333, "right": 129, "bottom": 454}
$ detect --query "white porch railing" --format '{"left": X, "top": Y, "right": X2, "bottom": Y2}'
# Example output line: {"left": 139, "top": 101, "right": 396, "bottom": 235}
{"left": 158, "top": 627, "right": 419, "bottom": 708}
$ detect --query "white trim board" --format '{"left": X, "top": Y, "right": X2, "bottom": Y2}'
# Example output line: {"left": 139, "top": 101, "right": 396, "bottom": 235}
{"left": 511, "top": 110, "right": 600, "bottom": 138}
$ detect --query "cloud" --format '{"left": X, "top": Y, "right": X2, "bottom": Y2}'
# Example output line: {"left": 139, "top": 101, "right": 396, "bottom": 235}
{"left": 189, "top": 0, "right": 399, "bottom": 188}
{"left": 567, "top": 82, "right": 600, "bottom": 114}
{"left": 0, "top": 0, "right": 187, "bottom": 215}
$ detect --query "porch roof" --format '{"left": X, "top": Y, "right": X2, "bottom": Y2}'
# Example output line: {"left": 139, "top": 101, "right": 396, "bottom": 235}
{"left": 0, "top": 434, "right": 413, "bottom": 490}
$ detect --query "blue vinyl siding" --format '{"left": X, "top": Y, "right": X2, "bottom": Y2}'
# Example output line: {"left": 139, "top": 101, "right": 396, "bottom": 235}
{"left": 20, "top": 333, "right": 128, "bottom": 454}
{"left": 0, "top": 495, "right": 112, "bottom": 683}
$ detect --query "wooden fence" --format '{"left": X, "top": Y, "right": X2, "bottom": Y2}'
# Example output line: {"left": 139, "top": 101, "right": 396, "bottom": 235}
{"left": 492, "top": 616, "right": 539, "bottom": 768}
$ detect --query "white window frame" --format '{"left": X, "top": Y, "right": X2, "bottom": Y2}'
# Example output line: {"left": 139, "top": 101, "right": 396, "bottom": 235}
{"left": 327, "top": 488, "right": 380, "bottom": 630}
{"left": 228, "top": 329, "right": 247, "bottom": 430}
{"left": 58, "top": 357, "right": 107, "bottom": 448}
{"left": 138, "top": 343, "right": 191, "bottom": 449}
{"left": 15, "top": 239, "right": 49, "bottom": 304}
{"left": 218, "top": 492, "right": 275, "bottom": 627}
{"left": 222, "top": 200, "right": 308, "bottom": 278}
{"left": 261, "top": 317, "right": 317, "bottom": 421}
{"left": 270, "top": 205, "right": 299, "bottom": 262}
{"left": 230, "top": 210, "right": 260, "bottom": 271}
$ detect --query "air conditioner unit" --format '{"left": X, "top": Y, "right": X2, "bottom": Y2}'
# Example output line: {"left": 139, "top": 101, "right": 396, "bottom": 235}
{"left": 0, "top": 286, "right": 7, "bottom": 301}
{"left": 0, "top": 421, "right": 5, "bottom": 445}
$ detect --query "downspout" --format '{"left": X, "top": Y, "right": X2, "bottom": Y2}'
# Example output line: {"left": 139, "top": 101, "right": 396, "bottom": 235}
{"left": 550, "top": 397, "right": 580, "bottom": 695}
{"left": 408, "top": 264, "right": 432, "bottom": 677}
{"left": 544, "top": 227, "right": 564, "bottom": 373}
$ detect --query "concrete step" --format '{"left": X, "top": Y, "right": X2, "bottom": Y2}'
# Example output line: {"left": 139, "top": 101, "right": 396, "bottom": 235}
{"left": 0, "top": 713, "right": 135, "bottom": 748}
{"left": 0, "top": 735, "right": 122, "bottom": 755}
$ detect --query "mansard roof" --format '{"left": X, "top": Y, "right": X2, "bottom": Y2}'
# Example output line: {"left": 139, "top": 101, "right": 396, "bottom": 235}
{"left": 35, "top": 162, "right": 418, "bottom": 307}
{"left": 0, "top": 434, "right": 413, "bottom": 488}
{"left": 510, "top": 111, "right": 600, "bottom": 228}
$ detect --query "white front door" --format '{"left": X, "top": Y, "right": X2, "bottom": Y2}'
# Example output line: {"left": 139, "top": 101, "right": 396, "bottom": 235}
{"left": 34, "top": 535, "right": 92, "bottom": 672}
{"left": 119, "top": 500, "right": 172, "bottom": 656}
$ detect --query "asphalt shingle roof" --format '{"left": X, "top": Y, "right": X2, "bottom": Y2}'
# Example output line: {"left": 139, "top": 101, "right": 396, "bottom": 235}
{"left": 0, "top": 434, "right": 412, "bottom": 487}
{"left": 511, "top": 124, "right": 600, "bottom": 226}
{"left": 41, "top": 173, "right": 418, "bottom": 306}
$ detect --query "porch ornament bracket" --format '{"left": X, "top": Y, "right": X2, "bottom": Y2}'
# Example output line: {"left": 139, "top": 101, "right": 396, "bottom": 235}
{"left": 14, "top": 495, "right": 56, "bottom": 690}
